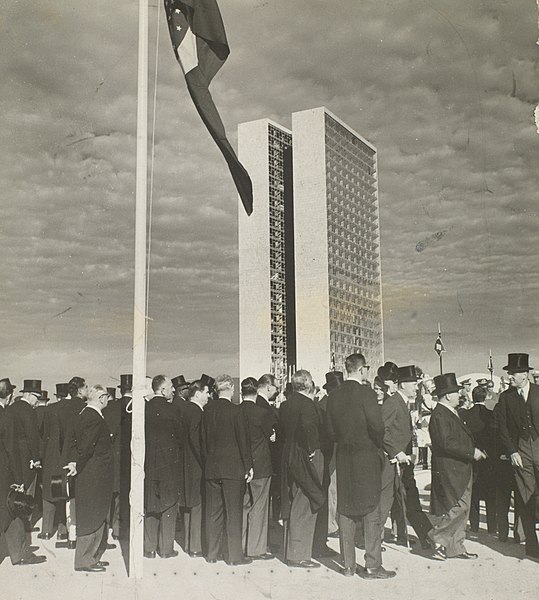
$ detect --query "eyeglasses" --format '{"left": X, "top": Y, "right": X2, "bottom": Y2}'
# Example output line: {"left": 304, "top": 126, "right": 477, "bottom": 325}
{"left": 99, "top": 393, "right": 109, "bottom": 401}
{"left": 362, "top": 365, "right": 371, "bottom": 371}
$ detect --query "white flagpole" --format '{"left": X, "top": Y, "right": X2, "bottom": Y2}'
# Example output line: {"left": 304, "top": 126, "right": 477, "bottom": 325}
{"left": 130, "top": 0, "right": 149, "bottom": 579}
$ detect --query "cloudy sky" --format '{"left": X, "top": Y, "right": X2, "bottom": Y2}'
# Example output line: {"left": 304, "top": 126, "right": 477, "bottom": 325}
{"left": 1, "top": 0, "right": 538, "bottom": 392}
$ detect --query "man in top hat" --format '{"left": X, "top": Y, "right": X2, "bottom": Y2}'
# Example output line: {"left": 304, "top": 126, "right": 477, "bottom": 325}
{"left": 0, "top": 379, "right": 46, "bottom": 565}
{"left": 378, "top": 362, "right": 399, "bottom": 397}
{"left": 428, "top": 373, "right": 486, "bottom": 560}
{"left": 326, "top": 354, "right": 394, "bottom": 579}
{"left": 172, "top": 375, "right": 189, "bottom": 404}
{"left": 496, "top": 353, "right": 539, "bottom": 558}
{"left": 378, "top": 366, "right": 433, "bottom": 550}
{"left": 102, "top": 387, "right": 121, "bottom": 541}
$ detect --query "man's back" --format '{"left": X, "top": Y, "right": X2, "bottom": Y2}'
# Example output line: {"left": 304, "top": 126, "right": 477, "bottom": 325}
{"left": 240, "top": 401, "right": 274, "bottom": 479}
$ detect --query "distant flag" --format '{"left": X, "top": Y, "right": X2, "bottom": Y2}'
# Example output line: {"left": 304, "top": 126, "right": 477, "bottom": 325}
{"left": 434, "top": 332, "right": 446, "bottom": 356}
{"left": 164, "top": 0, "right": 253, "bottom": 215}
{"left": 488, "top": 350, "right": 493, "bottom": 374}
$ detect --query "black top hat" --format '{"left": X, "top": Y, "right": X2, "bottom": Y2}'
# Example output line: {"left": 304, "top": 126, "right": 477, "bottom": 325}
{"left": 0, "top": 378, "right": 16, "bottom": 391}
{"left": 118, "top": 374, "right": 133, "bottom": 390}
{"left": 323, "top": 371, "right": 344, "bottom": 391}
{"left": 7, "top": 488, "right": 34, "bottom": 520}
{"left": 50, "top": 471, "right": 73, "bottom": 501}
{"left": 21, "top": 380, "right": 42, "bottom": 394}
{"left": 378, "top": 361, "right": 399, "bottom": 382}
{"left": 476, "top": 378, "right": 488, "bottom": 386}
{"left": 172, "top": 375, "right": 189, "bottom": 389}
{"left": 397, "top": 366, "right": 418, "bottom": 383}
{"left": 55, "top": 383, "right": 69, "bottom": 397}
{"left": 433, "top": 373, "right": 463, "bottom": 398}
{"left": 503, "top": 353, "right": 533, "bottom": 373}
{"left": 200, "top": 373, "right": 215, "bottom": 391}
{"left": 107, "top": 387, "right": 116, "bottom": 399}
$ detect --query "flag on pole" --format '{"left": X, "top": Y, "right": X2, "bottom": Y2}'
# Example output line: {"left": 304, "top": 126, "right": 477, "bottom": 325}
{"left": 164, "top": 0, "right": 253, "bottom": 215}
{"left": 488, "top": 351, "right": 493, "bottom": 373}
{"left": 434, "top": 333, "right": 445, "bottom": 356}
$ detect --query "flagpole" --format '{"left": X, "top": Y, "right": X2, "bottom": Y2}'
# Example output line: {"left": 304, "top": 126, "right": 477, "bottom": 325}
{"left": 130, "top": 0, "right": 149, "bottom": 580}
{"left": 438, "top": 323, "right": 443, "bottom": 375}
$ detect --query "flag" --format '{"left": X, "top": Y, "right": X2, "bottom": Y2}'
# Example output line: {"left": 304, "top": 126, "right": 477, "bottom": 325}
{"left": 488, "top": 352, "right": 493, "bottom": 373}
{"left": 434, "top": 334, "right": 445, "bottom": 356}
{"left": 165, "top": 0, "right": 253, "bottom": 215}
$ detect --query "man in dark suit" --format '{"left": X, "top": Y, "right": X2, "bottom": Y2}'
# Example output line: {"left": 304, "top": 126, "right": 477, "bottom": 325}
{"left": 66, "top": 384, "right": 114, "bottom": 572}
{"left": 144, "top": 375, "right": 183, "bottom": 559}
{"left": 117, "top": 374, "right": 132, "bottom": 546}
{"left": 203, "top": 374, "right": 253, "bottom": 566}
{"left": 179, "top": 379, "right": 209, "bottom": 557}
{"left": 0, "top": 379, "right": 46, "bottom": 565}
{"left": 428, "top": 373, "right": 486, "bottom": 560}
{"left": 103, "top": 387, "right": 121, "bottom": 541}
{"left": 240, "top": 377, "right": 276, "bottom": 560}
{"left": 496, "top": 353, "right": 539, "bottom": 558}
{"left": 280, "top": 370, "right": 325, "bottom": 569}
{"left": 256, "top": 374, "right": 278, "bottom": 412}
{"left": 326, "top": 354, "right": 394, "bottom": 579}
{"left": 379, "top": 365, "right": 433, "bottom": 550}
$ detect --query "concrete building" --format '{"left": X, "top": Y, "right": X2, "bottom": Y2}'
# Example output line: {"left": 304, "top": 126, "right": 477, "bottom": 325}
{"left": 238, "top": 107, "right": 383, "bottom": 386}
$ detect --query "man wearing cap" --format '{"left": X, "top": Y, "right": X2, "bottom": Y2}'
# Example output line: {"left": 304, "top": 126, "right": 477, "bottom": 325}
{"left": 496, "top": 353, "right": 539, "bottom": 558}
{"left": 428, "top": 373, "right": 486, "bottom": 560}
{"left": 326, "top": 354, "right": 395, "bottom": 579}
{"left": 378, "top": 366, "right": 433, "bottom": 550}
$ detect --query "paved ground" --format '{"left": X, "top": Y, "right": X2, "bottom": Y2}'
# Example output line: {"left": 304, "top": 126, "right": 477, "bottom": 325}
{"left": 2, "top": 470, "right": 537, "bottom": 600}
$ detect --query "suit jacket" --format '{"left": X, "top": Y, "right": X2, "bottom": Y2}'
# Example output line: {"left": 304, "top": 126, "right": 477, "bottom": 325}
{"left": 103, "top": 399, "right": 122, "bottom": 494}
{"left": 74, "top": 406, "right": 113, "bottom": 536}
{"left": 0, "top": 405, "right": 22, "bottom": 531}
{"left": 429, "top": 403, "right": 475, "bottom": 515}
{"left": 326, "top": 380, "right": 384, "bottom": 517}
{"left": 179, "top": 401, "right": 204, "bottom": 508}
{"left": 56, "top": 396, "right": 87, "bottom": 464}
{"left": 240, "top": 400, "right": 275, "bottom": 479}
{"left": 381, "top": 390, "right": 413, "bottom": 458}
{"left": 7, "top": 399, "right": 41, "bottom": 488}
{"left": 496, "top": 383, "right": 539, "bottom": 456}
{"left": 202, "top": 397, "right": 252, "bottom": 480}
{"left": 144, "top": 396, "right": 183, "bottom": 513}
{"left": 40, "top": 403, "right": 64, "bottom": 501}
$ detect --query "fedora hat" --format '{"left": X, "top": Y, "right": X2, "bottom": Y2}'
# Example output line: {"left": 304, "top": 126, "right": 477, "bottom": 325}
{"left": 200, "top": 373, "right": 215, "bottom": 391}
{"left": 55, "top": 383, "right": 69, "bottom": 397}
{"left": 172, "top": 375, "right": 189, "bottom": 389}
{"left": 323, "top": 371, "right": 344, "bottom": 391}
{"left": 433, "top": 373, "right": 463, "bottom": 398}
{"left": 397, "top": 365, "right": 419, "bottom": 383}
{"left": 0, "top": 378, "right": 16, "bottom": 392}
{"left": 503, "top": 353, "right": 533, "bottom": 373}
{"left": 378, "top": 361, "right": 399, "bottom": 383}
{"left": 118, "top": 373, "right": 133, "bottom": 391}
{"left": 21, "top": 380, "right": 42, "bottom": 394}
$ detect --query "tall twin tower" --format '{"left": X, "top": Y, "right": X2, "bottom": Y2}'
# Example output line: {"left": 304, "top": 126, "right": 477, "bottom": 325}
{"left": 238, "top": 107, "right": 383, "bottom": 387}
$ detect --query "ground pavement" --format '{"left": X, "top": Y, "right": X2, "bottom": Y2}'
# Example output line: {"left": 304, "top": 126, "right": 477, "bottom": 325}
{"left": 1, "top": 470, "right": 537, "bottom": 600}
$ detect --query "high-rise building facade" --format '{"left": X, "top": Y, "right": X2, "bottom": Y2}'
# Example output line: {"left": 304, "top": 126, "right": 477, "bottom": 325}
{"left": 238, "top": 107, "right": 383, "bottom": 385}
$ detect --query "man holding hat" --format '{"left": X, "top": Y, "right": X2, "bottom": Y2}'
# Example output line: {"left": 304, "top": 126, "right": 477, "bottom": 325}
{"left": 428, "top": 373, "right": 486, "bottom": 560}
{"left": 496, "top": 353, "right": 539, "bottom": 558}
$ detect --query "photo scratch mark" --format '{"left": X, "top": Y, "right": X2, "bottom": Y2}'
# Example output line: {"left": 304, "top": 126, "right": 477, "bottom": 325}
{"left": 415, "top": 229, "right": 449, "bottom": 252}
{"left": 52, "top": 307, "right": 72, "bottom": 318}
{"left": 456, "top": 292, "right": 464, "bottom": 315}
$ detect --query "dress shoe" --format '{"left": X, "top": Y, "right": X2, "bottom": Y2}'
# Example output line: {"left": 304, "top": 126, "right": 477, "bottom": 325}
{"left": 248, "top": 553, "right": 274, "bottom": 561}
{"left": 144, "top": 551, "right": 156, "bottom": 559}
{"left": 159, "top": 550, "right": 179, "bottom": 559}
{"left": 15, "top": 554, "right": 47, "bottom": 566}
{"left": 189, "top": 551, "right": 204, "bottom": 558}
{"left": 75, "top": 565, "right": 106, "bottom": 573}
{"left": 57, "top": 533, "right": 68, "bottom": 541}
{"left": 205, "top": 558, "right": 218, "bottom": 564}
{"left": 287, "top": 559, "right": 320, "bottom": 569}
{"left": 432, "top": 545, "right": 447, "bottom": 561}
{"left": 313, "top": 545, "right": 338, "bottom": 558}
{"left": 525, "top": 546, "right": 539, "bottom": 559}
{"left": 68, "top": 540, "right": 76, "bottom": 550}
{"left": 226, "top": 557, "right": 252, "bottom": 566}
{"left": 342, "top": 566, "right": 355, "bottom": 577}
{"left": 95, "top": 561, "right": 109, "bottom": 567}
{"left": 37, "top": 533, "right": 51, "bottom": 540}
{"left": 451, "top": 552, "right": 478, "bottom": 560}
{"left": 360, "top": 566, "right": 396, "bottom": 580}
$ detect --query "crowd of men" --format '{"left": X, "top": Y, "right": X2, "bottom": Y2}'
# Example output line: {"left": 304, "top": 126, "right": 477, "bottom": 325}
{"left": 0, "top": 351, "right": 538, "bottom": 579}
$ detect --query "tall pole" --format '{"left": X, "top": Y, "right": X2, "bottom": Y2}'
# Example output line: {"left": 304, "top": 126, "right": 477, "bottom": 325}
{"left": 130, "top": 0, "right": 149, "bottom": 580}
{"left": 438, "top": 322, "right": 443, "bottom": 375}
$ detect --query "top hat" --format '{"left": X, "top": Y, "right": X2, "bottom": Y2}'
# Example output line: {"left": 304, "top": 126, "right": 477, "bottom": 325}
{"left": 0, "top": 378, "right": 16, "bottom": 392}
{"left": 118, "top": 374, "right": 133, "bottom": 391}
{"left": 378, "top": 361, "right": 399, "bottom": 383}
{"left": 50, "top": 471, "right": 73, "bottom": 501}
{"left": 476, "top": 378, "right": 488, "bottom": 386}
{"left": 200, "top": 373, "right": 215, "bottom": 391}
{"left": 503, "top": 353, "right": 533, "bottom": 373}
{"left": 107, "top": 387, "right": 116, "bottom": 399}
{"left": 397, "top": 365, "right": 419, "bottom": 383}
{"left": 172, "top": 375, "right": 189, "bottom": 389}
{"left": 323, "top": 371, "right": 344, "bottom": 391}
{"left": 433, "top": 373, "right": 463, "bottom": 398}
{"left": 21, "top": 380, "right": 42, "bottom": 394}
{"left": 55, "top": 383, "right": 69, "bottom": 397}
{"left": 7, "top": 488, "right": 34, "bottom": 520}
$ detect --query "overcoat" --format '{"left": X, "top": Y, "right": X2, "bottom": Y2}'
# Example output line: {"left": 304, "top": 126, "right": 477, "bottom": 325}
{"left": 0, "top": 405, "right": 22, "bottom": 532}
{"left": 144, "top": 396, "right": 183, "bottom": 513}
{"left": 326, "top": 380, "right": 384, "bottom": 517}
{"left": 103, "top": 399, "right": 122, "bottom": 494}
{"left": 496, "top": 383, "right": 539, "bottom": 456}
{"left": 40, "top": 403, "right": 64, "bottom": 501}
{"left": 381, "top": 390, "right": 413, "bottom": 458}
{"left": 240, "top": 400, "right": 275, "bottom": 479}
{"left": 428, "top": 403, "right": 474, "bottom": 516}
{"left": 179, "top": 401, "right": 204, "bottom": 508}
{"left": 56, "top": 396, "right": 87, "bottom": 464}
{"left": 279, "top": 392, "right": 325, "bottom": 520}
{"left": 74, "top": 406, "right": 113, "bottom": 536}
{"left": 7, "top": 399, "right": 41, "bottom": 489}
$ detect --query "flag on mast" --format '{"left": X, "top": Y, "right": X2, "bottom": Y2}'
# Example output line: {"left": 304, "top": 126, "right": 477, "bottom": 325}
{"left": 434, "top": 330, "right": 446, "bottom": 356}
{"left": 164, "top": 0, "right": 253, "bottom": 215}
{"left": 488, "top": 350, "right": 493, "bottom": 373}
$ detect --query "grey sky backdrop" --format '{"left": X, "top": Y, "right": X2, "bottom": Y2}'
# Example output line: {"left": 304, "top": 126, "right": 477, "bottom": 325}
{"left": 1, "top": 0, "right": 538, "bottom": 392}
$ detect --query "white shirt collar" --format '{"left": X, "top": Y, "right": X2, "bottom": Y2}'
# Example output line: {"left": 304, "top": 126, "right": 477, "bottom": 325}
{"left": 520, "top": 381, "right": 530, "bottom": 400}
